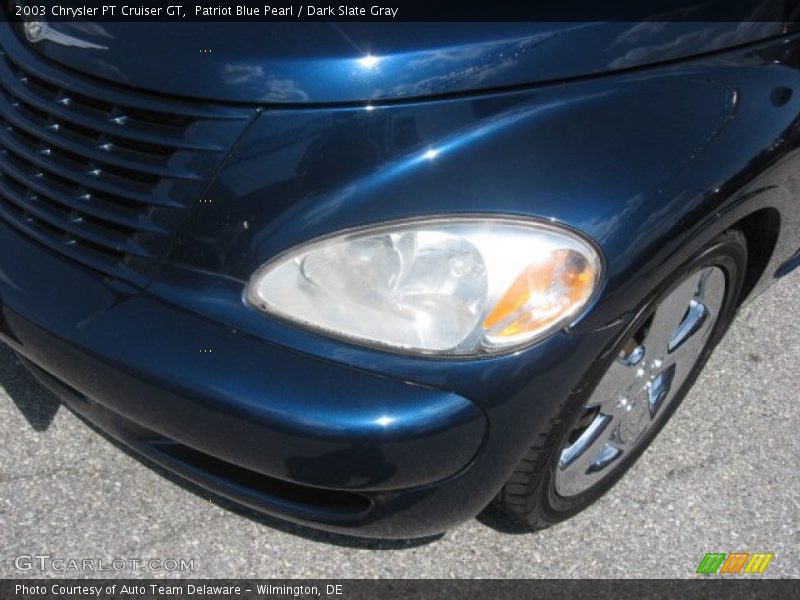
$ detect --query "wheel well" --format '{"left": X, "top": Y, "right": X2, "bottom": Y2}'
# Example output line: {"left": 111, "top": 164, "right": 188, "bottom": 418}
{"left": 733, "top": 208, "right": 781, "bottom": 305}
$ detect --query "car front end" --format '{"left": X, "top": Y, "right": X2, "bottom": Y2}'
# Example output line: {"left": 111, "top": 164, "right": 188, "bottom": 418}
{"left": 1, "top": 17, "right": 799, "bottom": 538}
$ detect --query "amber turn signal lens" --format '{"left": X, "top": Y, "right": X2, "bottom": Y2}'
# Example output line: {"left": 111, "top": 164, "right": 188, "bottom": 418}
{"left": 483, "top": 249, "right": 596, "bottom": 340}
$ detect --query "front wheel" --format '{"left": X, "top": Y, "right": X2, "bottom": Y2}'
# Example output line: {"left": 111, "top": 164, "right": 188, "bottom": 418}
{"left": 497, "top": 229, "right": 748, "bottom": 528}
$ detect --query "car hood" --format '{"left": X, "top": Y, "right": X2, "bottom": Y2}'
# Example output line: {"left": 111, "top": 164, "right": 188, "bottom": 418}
{"left": 6, "top": 21, "right": 790, "bottom": 104}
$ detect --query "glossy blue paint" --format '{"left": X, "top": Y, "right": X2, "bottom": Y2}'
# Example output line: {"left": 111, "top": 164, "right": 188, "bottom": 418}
{"left": 18, "top": 21, "right": 791, "bottom": 103}
{"left": 0, "top": 20, "right": 799, "bottom": 538}
{"left": 161, "top": 34, "right": 800, "bottom": 402}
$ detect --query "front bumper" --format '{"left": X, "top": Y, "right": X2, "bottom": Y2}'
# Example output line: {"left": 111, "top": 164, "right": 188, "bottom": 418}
{"left": 0, "top": 219, "right": 504, "bottom": 537}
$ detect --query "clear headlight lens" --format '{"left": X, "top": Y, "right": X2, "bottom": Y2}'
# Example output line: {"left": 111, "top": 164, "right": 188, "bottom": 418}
{"left": 245, "top": 217, "right": 601, "bottom": 355}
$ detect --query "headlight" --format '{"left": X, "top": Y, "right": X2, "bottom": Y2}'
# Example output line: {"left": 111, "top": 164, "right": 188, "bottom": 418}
{"left": 245, "top": 217, "right": 602, "bottom": 355}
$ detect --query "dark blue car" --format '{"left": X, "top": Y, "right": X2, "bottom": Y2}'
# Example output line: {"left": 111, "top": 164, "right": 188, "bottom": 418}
{"left": 0, "top": 17, "right": 799, "bottom": 538}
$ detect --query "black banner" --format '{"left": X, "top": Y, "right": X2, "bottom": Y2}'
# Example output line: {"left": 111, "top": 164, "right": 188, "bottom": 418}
{"left": 1, "top": 580, "right": 798, "bottom": 600}
{"left": 3, "top": 0, "right": 800, "bottom": 22}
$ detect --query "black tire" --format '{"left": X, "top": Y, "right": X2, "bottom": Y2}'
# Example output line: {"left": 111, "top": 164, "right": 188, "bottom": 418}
{"left": 496, "top": 229, "right": 748, "bottom": 529}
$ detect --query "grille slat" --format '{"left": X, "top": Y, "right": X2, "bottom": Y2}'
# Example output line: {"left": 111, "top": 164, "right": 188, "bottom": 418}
{"left": 0, "top": 178, "right": 153, "bottom": 258}
{"left": 0, "top": 156, "right": 165, "bottom": 234}
{"left": 0, "top": 47, "right": 248, "bottom": 121}
{"left": 0, "top": 35, "right": 253, "bottom": 284}
{"left": 0, "top": 190, "right": 142, "bottom": 281}
{"left": 0, "top": 92, "right": 202, "bottom": 180}
{"left": 0, "top": 126, "right": 175, "bottom": 204}
{"left": 0, "top": 54, "right": 228, "bottom": 152}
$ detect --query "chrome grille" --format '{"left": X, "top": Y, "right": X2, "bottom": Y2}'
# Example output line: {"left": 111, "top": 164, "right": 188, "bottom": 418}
{"left": 0, "top": 37, "right": 253, "bottom": 285}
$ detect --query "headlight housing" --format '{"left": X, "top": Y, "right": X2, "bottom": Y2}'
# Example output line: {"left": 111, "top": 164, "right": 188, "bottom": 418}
{"left": 245, "top": 217, "right": 602, "bottom": 356}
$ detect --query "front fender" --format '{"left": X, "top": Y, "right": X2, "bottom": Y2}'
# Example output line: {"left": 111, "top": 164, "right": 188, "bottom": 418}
{"left": 150, "top": 33, "right": 800, "bottom": 401}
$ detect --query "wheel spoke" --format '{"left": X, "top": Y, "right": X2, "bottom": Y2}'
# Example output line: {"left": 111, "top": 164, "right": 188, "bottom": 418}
{"left": 643, "top": 272, "right": 702, "bottom": 357}
{"left": 661, "top": 267, "right": 727, "bottom": 405}
{"left": 559, "top": 413, "right": 612, "bottom": 469}
{"left": 647, "top": 363, "right": 676, "bottom": 419}
{"left": 667, "top": 300, "right": 708, "bottom": 353}
{"left": 557, "top": 414, "right": 620, "bottom": 496}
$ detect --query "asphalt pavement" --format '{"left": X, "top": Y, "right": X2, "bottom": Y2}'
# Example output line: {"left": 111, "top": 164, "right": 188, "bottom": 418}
{"left": 1, "top": 271, "right": 798, "bottom": 579}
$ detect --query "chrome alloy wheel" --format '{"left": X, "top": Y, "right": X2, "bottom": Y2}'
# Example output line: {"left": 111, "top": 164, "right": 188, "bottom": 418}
{"left": 554, "top": 266, "right": 727, "bottom": 497}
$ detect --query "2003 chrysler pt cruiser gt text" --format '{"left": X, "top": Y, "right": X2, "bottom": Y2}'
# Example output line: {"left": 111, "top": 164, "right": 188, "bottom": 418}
{"left": 0, "top": 16, "right": 799, "bottom": 538}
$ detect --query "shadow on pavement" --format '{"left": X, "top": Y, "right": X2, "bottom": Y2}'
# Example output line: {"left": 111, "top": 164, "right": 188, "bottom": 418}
{"left": 475, "top": 504, "right": 537, "bottom": 534}
{"left": 0, "top": 344, "right": 60, "bottom": 431}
